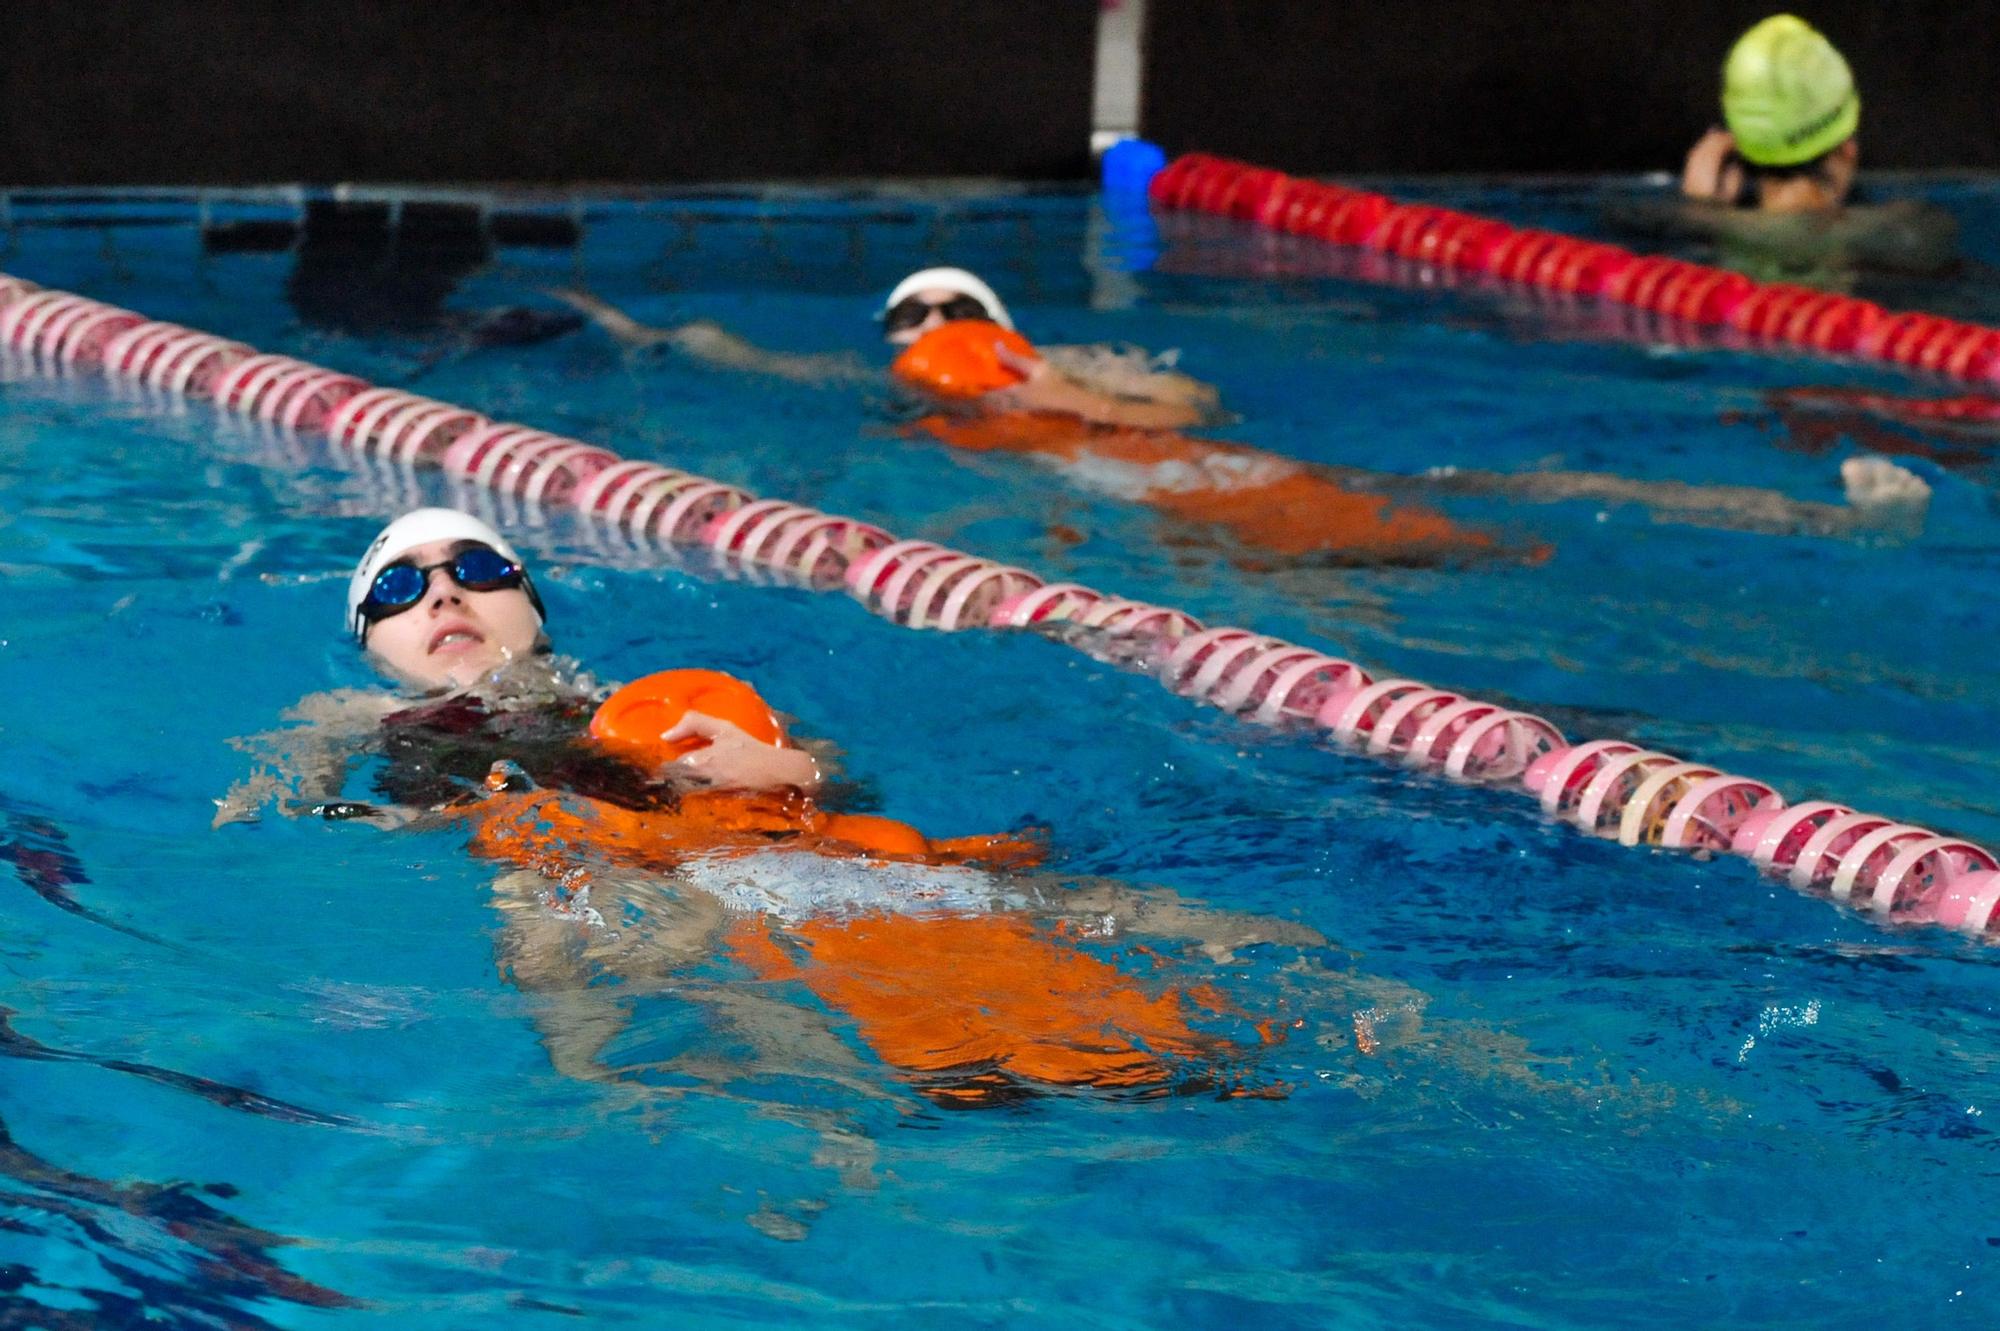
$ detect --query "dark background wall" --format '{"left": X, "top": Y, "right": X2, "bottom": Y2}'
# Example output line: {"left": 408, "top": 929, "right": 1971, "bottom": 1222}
{"left": 1146, "top": 1, "right": 2000, "bottom": 174}
{"left": 0, "top": 0, "right": 1098, "bottom": 185}
{"left": 2, "top": 2, "right": 1996, "bottom": 185}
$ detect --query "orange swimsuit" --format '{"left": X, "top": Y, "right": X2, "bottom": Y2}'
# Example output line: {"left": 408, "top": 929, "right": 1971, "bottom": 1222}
{"left": 915, "top": 410, "right": 1492, "bottom": 562}
{"left": 453, "top": 671, "right": 1275, "bottom": 1105}
{"left": 891, "top": 318, "right": 1494, "bottom": 563}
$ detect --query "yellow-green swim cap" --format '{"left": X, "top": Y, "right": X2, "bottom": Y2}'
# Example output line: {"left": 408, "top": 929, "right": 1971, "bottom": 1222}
{"left": 1721, "top": 14, "right": 1860, "bottom": 167}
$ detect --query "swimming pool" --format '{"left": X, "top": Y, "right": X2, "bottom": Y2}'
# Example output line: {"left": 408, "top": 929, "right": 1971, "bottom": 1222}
{"left": 2, "top": 178, "right": 1997, "bottom": 1328}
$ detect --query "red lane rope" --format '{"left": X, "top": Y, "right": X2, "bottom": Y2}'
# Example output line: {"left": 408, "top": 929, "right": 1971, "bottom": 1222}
{"left": 1150, "top": 152, "right": 2000, "bottom": 385}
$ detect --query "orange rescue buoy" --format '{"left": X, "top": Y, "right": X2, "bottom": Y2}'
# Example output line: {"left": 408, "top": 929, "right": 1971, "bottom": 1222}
{"left": 589, "top": 668, "right": 785, "bottom": 763}
{"left": 890, "top": 319, "right": 1038, "bottom": 398}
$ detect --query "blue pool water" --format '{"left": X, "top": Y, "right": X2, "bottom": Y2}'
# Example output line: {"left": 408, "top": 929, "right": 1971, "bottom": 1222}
{"left": 1, "top": 179, "right": 1998, "bottom": 1328}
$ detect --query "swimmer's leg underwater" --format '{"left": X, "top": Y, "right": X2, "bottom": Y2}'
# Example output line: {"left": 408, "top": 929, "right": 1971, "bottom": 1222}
{"left": 489, "top": 863, "right": 894, "bottom": 1193}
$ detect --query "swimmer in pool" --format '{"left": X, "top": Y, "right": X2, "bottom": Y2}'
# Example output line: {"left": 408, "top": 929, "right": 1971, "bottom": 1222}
{"left": 217, "top": 508, "right": 1699, "bottom": 1178}
{"left": 1681, "top": 15, "right": 1859, "bottom": 216}
{"left": 877, "top": 275, "right": 1932, "bottom": 548}
{"left": 868, "top": 274, "right": 1924, "bottom": 549}
{"left": 214, "top": 506, "right": 815, "bottom": 825}
{"left": 218, "top": 509, "right": 1346, "bottom": 1114}
{"left": 552, "top": 266, "right": 1221, "bottom": 429}
{"left": 1658, "top": 14, "right": 1956, "bottom": 280}
{"left": 563, "top": 269, "right": 1927, "bottom": 564}
{"left": 885, "top": 299, "right": 1934, "bottom": 557}
{"left": 558, "top": 271, "right": 1497, "bottom": 561}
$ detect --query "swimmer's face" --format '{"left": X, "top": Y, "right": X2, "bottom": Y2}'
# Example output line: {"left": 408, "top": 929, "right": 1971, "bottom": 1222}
{"left": 883, "top": 288, "right": 994, "bottom": 347}
{"left": 361, "top": 538, "right": 543, "bottom": 691}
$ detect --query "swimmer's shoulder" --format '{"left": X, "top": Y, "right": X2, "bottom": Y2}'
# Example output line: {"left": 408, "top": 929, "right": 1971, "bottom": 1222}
{"left": 1721, "top": 199, "right": 1959, "bottom": 279}
{"left": 280, "top": 688, "right": 404, "bottom": 731}
{"left": 1607, "top": 194, "right": 1960, "bottom": 279}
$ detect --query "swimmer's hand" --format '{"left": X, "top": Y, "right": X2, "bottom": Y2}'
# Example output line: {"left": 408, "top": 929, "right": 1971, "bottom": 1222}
{"left": 991, "top": 341, "right": 1096, "bottom": 416}
{"left": 659, "top": 713, "right": 822, "bottom": 791}
{"left": 1681, "top": 127, "right": 1746, "bottom": 205}
{"left": 212, "top": 770, "right": 287, "bottom": 828}
{"left": 992, "top": 339, "right": 1049, "bottom": 381}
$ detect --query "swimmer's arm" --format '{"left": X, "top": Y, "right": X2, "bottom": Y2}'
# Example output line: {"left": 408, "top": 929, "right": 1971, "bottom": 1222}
{"left": 546, "top": 288, "right": 680, "bottom": 351}
{"left": 667, "top": 322, "right": 874, "bottom": 384}
{"left": 550, "top": 287, "right": 871, "bottom": 384}
{"left": 991, "top": 343, "right": 1208, "bottom": 430}
{"left": 212, "top": 690, "right": 402, "bottom": 828}
{"left": 217, "top": 780, "right": 417, "bottom": 831}
{"left": 551, "top": 288, "right": 791, "bottom": 370}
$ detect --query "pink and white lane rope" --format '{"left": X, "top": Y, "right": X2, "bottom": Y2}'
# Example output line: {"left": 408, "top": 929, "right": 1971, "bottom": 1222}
{"left": 3, "top": 272, "right": 1994, "bottom": 935}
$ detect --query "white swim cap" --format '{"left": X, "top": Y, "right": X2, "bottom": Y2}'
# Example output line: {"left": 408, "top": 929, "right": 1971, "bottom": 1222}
{"left": 346, "top": 507, "right": 544, "bottom": 643}
{"left": 882, "top": 267, "right": 1014, "bottom": 331}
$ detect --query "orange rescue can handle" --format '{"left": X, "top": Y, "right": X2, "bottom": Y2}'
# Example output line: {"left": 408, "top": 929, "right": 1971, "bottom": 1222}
{"left": 590, "top": 668, "right": 786, "bottom": 765}
{"left": 891, "top": 319, "right": 1039, "bottom": 398}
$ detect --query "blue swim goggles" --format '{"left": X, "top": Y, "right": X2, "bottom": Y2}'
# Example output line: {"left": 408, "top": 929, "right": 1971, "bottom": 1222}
{"left": 358, "top": 544, "right": 529, "bottom": 626}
